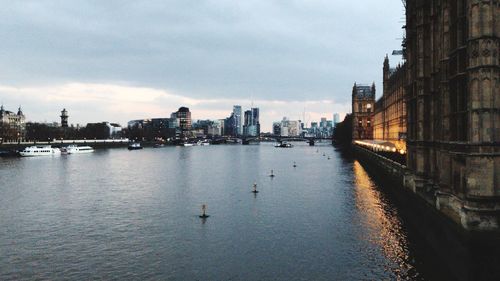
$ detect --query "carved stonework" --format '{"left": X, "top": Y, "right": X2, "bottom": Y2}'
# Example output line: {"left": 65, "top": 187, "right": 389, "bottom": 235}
{"left": 405, "top": 0, "right": 500, "bottom": 231}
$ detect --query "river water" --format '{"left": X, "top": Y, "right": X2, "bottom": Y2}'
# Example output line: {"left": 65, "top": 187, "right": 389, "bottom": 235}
{"left": 0, "top": 143, "right": 449, "bottom": 280}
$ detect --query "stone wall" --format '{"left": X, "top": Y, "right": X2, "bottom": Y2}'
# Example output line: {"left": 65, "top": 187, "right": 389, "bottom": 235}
{"left": 404, "top": 0, "right": 499, "bottom": 232}
{"left": 354, "top": 144, "right": 500, "bottom": 232}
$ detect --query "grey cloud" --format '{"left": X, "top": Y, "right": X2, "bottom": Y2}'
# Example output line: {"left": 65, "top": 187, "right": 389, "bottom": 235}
{"left": 0, "top": 0, "right": 405, "bottom": 103}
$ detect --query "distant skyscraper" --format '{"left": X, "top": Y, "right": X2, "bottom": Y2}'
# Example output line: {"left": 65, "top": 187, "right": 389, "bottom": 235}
{"left": 279, "top": 117, "right": 301, "bottom": 137}
{"left": 333, "top": 113, "right": 340, "bottom": 125}
{"left": 60, "top": 108, "right": 69, "bottom": 128}
{"left": 233, "top": 105, "right": 242, "bottom": 135}
{"left": 243, "top": 107, "right": 260, "bottom": 137}
{"left": 224, "top": 113, "right": 236, "bottom": 136}
{"left": 272, "top": 122, "right": 281, "bottom": 136}
{"left": 320, "top": 117, "right": 327, "bottom": 128}
{"left": 250, "top": 107, "right": 260, "bottom": 136}
{"left": 175, "top": 107, "right": 192, "bottom": 131}
{"left": 243, "top": 110, "right": 251, "bottom": 136}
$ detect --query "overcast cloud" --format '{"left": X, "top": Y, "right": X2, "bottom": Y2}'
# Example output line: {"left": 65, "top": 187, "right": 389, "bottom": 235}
{"left": 0, "top": 0, "right": 405, "bottom": 131}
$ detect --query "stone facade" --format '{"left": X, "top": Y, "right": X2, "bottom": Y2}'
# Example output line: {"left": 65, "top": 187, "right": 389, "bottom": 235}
{"left": 352, "top": 83, "right": 376, "bottom": 140}
{"left": 405, "top": 0, "right": 499, "bottom": 231}
{"left": 373, "top": 56, "right": 407, "bottom": 151}
{"left": 0, "top": 105, "right": 26, "bottom": 141}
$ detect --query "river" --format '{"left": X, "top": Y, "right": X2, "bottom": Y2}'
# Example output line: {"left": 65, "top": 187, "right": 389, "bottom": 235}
{"left": 0, "top": 143, "right": 450, "bottom": 280}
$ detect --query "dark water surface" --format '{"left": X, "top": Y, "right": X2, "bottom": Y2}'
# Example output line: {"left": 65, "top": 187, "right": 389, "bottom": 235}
{"left": 0, "top": 143, "right": 445, "bottom": 280}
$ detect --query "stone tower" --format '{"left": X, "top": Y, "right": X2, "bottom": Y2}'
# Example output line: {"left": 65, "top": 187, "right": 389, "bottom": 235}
{"left": 352, "top": 83, "right": 375, "bottom": 140}
{"left": 60, "top": 108, "right": 69, "bottom": 128}
{"left": 405, "top": 0, "right": 499, "bottom": 230}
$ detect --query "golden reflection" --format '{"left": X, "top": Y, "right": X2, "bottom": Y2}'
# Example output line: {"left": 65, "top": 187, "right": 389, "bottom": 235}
{"left": 353, "top": 161, "right": 411, "bottom": 273}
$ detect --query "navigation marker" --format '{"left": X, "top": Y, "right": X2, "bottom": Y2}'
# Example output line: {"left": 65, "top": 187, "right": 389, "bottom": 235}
{"left": 199, "top": 204, "right": 210, "bottom": 218}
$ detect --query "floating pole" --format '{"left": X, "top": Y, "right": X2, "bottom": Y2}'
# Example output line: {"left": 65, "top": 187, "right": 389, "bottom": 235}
{"left": 199, "top": 204, "right": 210, "bottom": 218}
{"left": 269, "top": 169, "right": 275, "bottom": 177}
{"left": 252, "top": 183, "right": 259, "bottom": 193}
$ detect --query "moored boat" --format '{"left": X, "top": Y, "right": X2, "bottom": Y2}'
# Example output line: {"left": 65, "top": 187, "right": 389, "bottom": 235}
{"left": 198, "top": 140, "right": 210, "bottom": 146}
{"left": 19, "top": 146, "right": 61, "bottom": 157}
{"left": 128, "top": 143, "right": 143, "bottom": 150}
{"left": 62, "top": 145, "right": 94, "bottom": 154}
{"left": 275, "top": 142, "right": 293, "bottom": 148}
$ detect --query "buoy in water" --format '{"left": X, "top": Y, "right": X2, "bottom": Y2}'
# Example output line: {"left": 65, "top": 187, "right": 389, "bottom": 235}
{"left": 269, "top": 169, "right": 275, "bottom": 177}
{"left": 199, "top": 204, "right": 210, "bottom": 218}
{"left": 252, "top": 183, "right": 259, "bottom": 193}
{"left": 293, "top": 161, "right": 297, "bottom": 168}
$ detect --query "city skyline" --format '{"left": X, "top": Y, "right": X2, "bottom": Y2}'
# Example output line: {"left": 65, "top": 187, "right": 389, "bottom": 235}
{"left": 0, "top": 102, "right": 341, "bottom": 134}
{"left": 0, "top": 1, "right": 404, "bottom": 131}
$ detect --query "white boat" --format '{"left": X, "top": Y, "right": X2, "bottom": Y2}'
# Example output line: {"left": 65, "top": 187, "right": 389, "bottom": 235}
{"left": 19, "top": 146, "right": 61, "bottom": 157}
{"left": 197, "top": 140, "right": 210, "bottom": 146}
{"left": 183, "top": 143, "right": 195, "bottom": 147}
{"left": 275, "top": 142, "right": 293, "bottom": 148}
{"left": 128, "top": 143, "right": 143, "bottom": 150}
{"left": 63, "top": 145, "right": 94, "bottom": 154}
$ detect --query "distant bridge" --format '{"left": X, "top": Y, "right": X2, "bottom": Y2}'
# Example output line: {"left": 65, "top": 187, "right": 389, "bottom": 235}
{"left": 237, "top": 136, "right": 332, "bottom": 145}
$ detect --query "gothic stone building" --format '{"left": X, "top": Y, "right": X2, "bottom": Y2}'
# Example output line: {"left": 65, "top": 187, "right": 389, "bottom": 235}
{"left": 373, "top": 55, "right": 407, "bottom": 151}
{"left": 352, "top": 83, "right": 376, "bottom": 140}
{"left": 405, "top": 0, "right": 499, "bottom": 230}
{"left": 0, "top": 105, "right": 26, "bottom": 142}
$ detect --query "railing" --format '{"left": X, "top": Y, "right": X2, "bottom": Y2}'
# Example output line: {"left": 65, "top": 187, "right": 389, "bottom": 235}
{"left": 354, "top": 140, "right": 407, "bottom": 166}
{"left": 1, "top": 139, "right": 130, "bottom": 145}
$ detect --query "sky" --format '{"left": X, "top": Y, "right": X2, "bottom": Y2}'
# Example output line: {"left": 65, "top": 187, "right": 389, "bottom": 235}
{"left": 0, "top": 0, "right": 405, "bottom": 131}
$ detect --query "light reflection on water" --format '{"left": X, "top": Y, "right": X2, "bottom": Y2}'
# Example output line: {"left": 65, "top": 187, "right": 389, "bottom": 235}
{"left": 0, "top": 144, "right": 442, "bottom": 280}
{"left": 353, "top": 160, "right": 421, "bottom": 280}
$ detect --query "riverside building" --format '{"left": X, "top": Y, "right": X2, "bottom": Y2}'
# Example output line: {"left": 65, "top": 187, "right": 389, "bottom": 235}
{"left": 404, "top": 0, "right": 499, "bottom": 230}
{"left": 373, "top": 55, "right": 407, "bottom": 152}
{"left": 0, "top": 105, "right": 26, "bottom": 141}
{"left": 174, "top": 107, "right": 192, "bottom": 132}
{"left": 351, "top": 83, "right": 375, "bottom": 140}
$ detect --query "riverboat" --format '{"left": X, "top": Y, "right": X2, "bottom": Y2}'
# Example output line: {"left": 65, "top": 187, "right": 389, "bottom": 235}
{"left": 275, "top": 142, "right": 293, "bottom": 148}
{"left": 128, "top": 143, "right": 143, "bottom": 150}
{"left": 198, "top": 140, "right": 210, "bottom": 146}
{"left": 19, "top": 146, "right": 61, "bottom": 157}
{"left": 62, "top": 145, "right": 94, "bottom": 154}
